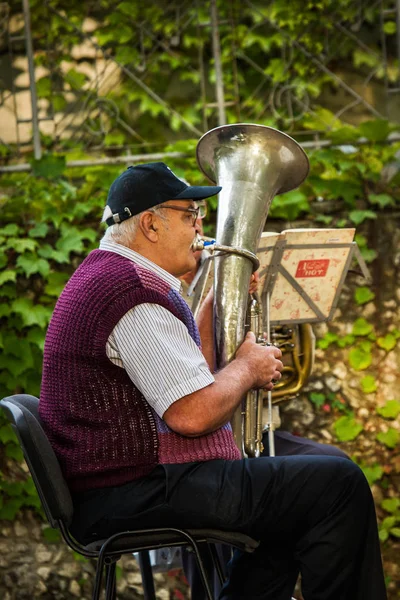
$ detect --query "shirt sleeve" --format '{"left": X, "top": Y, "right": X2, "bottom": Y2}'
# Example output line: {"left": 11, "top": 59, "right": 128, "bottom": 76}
{"left": 107, "top": 303, "right": 215, "bottom": 417}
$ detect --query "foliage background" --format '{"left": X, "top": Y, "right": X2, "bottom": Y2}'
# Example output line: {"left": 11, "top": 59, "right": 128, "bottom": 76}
{"left": 0, "top": 0, "right": 400, "bottom": 597}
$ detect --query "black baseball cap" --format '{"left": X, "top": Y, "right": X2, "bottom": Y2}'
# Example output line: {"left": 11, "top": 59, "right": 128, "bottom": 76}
{"left": 105, "top": 162, "right": 221, "bottom": 227}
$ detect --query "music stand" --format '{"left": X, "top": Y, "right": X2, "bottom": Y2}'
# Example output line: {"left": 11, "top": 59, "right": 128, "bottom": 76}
{"left": 258, "top": 228, "right": 371, "bottom": 455}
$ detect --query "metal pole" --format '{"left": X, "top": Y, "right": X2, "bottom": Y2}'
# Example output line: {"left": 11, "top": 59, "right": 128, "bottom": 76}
{"left": 0, "top": 150, "right": 188, "bottom": 172}
{"left": 396, "top": 0, "right": 400, "bottom": 87}
{"left": 210, "top": 0, "right": 226, "bottom": 125}
{"left": 266, "top": 292, "right": 275, "bottom": 457}
{"left": 22, "top": 0, "right": 42, "bottom": 160}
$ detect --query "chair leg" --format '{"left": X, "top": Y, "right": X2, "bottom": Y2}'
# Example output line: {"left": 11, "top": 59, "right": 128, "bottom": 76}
{"left": 105, "top": 561, "right": 117, "bottom": 600}
{"left": 92, "top": 556, "right": 105, "bottom": 600}
{"left": 138, "top": 550, "right": 156, "bottom": 600}
{"left": 191, "top": 544, "right": 214, "bottom": 600}
{"left": 208, "top": 543, "right": 226, "bottom": 586}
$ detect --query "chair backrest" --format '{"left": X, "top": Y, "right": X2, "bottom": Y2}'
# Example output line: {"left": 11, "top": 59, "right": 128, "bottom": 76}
{"left": 0, "top": 394, "right": 74, "bottom": 529}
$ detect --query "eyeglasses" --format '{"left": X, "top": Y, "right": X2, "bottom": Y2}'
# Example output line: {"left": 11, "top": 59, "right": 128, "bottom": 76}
{"left": 157, "top": 202, "right": 207, "bottom": 226}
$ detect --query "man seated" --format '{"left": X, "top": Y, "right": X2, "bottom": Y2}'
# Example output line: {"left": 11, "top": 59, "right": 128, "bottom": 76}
{"left": 39, "top": 162, "right": 387, "bottom": 600}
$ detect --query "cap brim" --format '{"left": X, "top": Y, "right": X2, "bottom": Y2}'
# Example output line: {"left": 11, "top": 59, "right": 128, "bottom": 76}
{"left": 175, "top": 185, "right": 221, "bottom": 200}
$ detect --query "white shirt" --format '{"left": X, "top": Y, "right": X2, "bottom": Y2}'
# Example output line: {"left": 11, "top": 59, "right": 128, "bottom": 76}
{"left": 100, "top": 239, "right": 215, "bottom": 418}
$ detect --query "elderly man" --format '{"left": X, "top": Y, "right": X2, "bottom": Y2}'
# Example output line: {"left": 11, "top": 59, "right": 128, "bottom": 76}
{"left": 39, "top": 163, "right": 386, "bottom": 600}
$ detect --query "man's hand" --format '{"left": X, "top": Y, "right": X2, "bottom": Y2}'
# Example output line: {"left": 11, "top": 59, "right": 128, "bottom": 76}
{"left": 235, "top": 331, "right": 283, "bottom": 390}
{"left": 249, "top": 271, "right": 259, "bottom": 295}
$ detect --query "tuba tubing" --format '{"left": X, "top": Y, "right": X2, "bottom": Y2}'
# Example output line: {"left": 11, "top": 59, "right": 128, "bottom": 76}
{"left": 196, "top": 123, "right": 309, "bottom": 457}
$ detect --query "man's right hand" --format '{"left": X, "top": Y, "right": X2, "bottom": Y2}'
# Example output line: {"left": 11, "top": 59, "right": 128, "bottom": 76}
{"left": 164, "top": 331, "right": 284, "bottom": 437}
{"left": 235, "top": 331, "right": 283, "bottom": 390}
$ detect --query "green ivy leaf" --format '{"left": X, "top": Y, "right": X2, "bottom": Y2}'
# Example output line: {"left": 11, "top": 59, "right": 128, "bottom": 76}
{"left": 55, "top": 225, "right": 86, "bottom": 256}
{"left": 31, "top": 154, "right": 66, "bottom": 179}
{"left": 352, "top": 318, "right": 373, "bottom": 336}
{"left": 0, "top": 224, "right": 21, "bottom": 237}
{"left": 0, "top": 424, "right": 18, "bottom": 445}
{"left": 317, "top": 331, "right": 338, "bottom": 349}
{"left": 377, "top": 334, "right": 397, "bottom": 352}
{"left": 16, "top": 254, "right": 50, "bottom": 278}
{"left": 379, "top": 529, "right": 389, "bottom": 542}
{"left": 358, "top": 119, "right": 391, "bottom": 142}
{"left": 315, "top": 215, "right": 333, "bottom": 225}
{"left": 52, "top": 95, "right": 67, "bottom": 112}
{"left": 383, "top": 21, "right": 397, "bottom": 34}
{"left": 348, "top": 210, "right": 377, "bottom": 226}
{"left": 0, "top": 497, "right": 24, "bottom": 520}
{"left": 0, "top": 304, "right": 11, "bottom": 318}
{"left": 64, "top": 68, "right": 88, "bottom": 90}
{"left": 36, "top": 77, "right": 52, "bottom": 98}
{"left": 376, "top": 400, "right": 400, "bottom": 420}
{"left": 42, "top": 527, "right": 61, "bottom": 543}
{"left": 26, "top": 327, "right": 46, "bottom": 352}
{"left": 376, "top": 428, "right": 399, "bottom": 449}
{"left": 337, "top": 334, "right": 355, "bottom": 348}
{"left": 309, "top": 392, "right": 325, "bottom": 408}
{"left": 302, "top": 107, "right": 342, "bottom": 131}
{"left": 329, "top": 126, "right": 359, "bottom": 144}
{"left": 353, "top": 49, "right": 380, "bottom": 69}
{"left": 359, "top": 247, "right": 378, "bottom": 263}
{"left": 359, "top": 340, "right": 372, "bottom": 353}
{"left": 5, "top": 238, "right": 38, "bottom": 253}
{"left": 29, "top": 223, "right": 49, "bottom": 238}
{"left": 368, "top": 193, "right": 395, "bottom": 208}
{"left": 1, "top": 481, "right": 23, "bottom": 496}
{"left": 269, "top": 190, "right": 310, "bottom": 221}
{"left": 391, "top": 528, "right": 400, "bottom": 538}
{"left": 381, "top": 498, "right": 400, "bottom": 513}
{"left": 22, "top": 494, "right": 42, "bottom": 509}
{"left": 43, "top": 272, "right": 69, "bottom": 297}
{"left": 381, "top": 516, "right": 397, "bottom": 529}
{"left": 38, "top": 244, "right": 70, "bottom": 264}
{"left": 11, "top": 298, "right": 52, "bottom": 328}
{"left": 354, "top": 287, "right": 375, "bottom": 305}
{"left": 1, "top": 355, "right": 31, "bottom": 378}
{"left": 360, "top": 375, "right": 377, "bottom": 394}
{"left": 361, "top": 464, "right": 383, "bottom": 486}
{"left": 333, "top": 415, "right": 363, "bottom": 442}
{"left": 0, "top": 270, "right": 17, "bottom": 286}
{"left": 349, "top": 347, "right": 372, "bottom": 370}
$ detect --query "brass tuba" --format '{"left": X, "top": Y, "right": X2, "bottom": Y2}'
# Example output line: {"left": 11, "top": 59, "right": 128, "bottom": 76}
{"left": 196, "top": 124, "right": 310, "bottom": 457}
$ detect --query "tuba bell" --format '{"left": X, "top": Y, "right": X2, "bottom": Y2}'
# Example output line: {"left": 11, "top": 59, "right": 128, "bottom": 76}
{"left": 196, "top": 123, "right": 310, "bottom": 457}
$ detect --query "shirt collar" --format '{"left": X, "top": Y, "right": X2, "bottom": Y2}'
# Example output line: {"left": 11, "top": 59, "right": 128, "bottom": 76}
{"left": 99, "top": 238, "right": 182, "bottom": 293}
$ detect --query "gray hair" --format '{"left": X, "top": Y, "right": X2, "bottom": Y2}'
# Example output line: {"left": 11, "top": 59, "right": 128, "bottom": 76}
{"left": 101, "top": 204, "right": 168, "bottom": 246}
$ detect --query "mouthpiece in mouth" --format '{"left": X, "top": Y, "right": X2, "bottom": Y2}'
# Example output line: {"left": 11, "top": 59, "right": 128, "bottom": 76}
{"left": 191, "top": 235, "right": 205, "bottom": 252}
{"left": 191, "top": 236, "right": 216, "bottom": 252}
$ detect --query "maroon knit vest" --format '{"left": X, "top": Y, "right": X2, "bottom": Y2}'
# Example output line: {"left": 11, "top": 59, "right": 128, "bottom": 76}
{"left": 39, "top": 250, "right": 240, "bottom": 492}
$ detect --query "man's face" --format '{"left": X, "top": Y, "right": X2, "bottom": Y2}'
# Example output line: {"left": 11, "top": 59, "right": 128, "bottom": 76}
{"left": 154, "top": 200, "right": 201, "bottom": 277}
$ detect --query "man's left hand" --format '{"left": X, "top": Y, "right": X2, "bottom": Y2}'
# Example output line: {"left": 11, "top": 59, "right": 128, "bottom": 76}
{"left": 249, "top": 272, "right": 259, "bottom": 295}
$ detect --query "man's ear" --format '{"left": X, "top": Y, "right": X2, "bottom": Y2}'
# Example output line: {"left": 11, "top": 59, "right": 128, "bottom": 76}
{"left": 139, "top": 211, "right": 159, "bottom": 242}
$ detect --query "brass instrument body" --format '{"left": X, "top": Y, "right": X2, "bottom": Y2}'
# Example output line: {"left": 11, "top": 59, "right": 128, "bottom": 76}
{"left": 270, "top": 323, "right": 315, "bottom": 403}
{"left": 245, "top": 297, "right": 315, "bottom": 454}
{"left": 196, "top": 124, "right": 309, "bottom": 457}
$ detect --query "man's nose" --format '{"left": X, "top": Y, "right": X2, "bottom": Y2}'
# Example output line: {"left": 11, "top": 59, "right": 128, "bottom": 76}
{"left": 195, "top": 218, "right": 203, "bottom": 235}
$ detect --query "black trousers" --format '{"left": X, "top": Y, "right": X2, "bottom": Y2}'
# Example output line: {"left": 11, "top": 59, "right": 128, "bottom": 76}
{"left": 71, "top": 445, "right": 386, "bottom": 600}
{"left": 182, "top": 430, "right": 354, "bottom": 599}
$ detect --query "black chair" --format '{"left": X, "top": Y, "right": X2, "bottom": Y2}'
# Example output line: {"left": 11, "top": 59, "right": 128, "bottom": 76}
{"left": 0, "top": 394, "right": 259, "bottom": 600}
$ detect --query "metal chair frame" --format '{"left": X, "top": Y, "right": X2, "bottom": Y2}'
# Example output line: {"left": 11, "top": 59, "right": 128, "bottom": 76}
{"left": 0, "top": 394, "right": 259, "bottom": 600}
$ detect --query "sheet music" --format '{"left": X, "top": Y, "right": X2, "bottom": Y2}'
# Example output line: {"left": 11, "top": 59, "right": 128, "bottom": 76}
{"left": 259, "top": 228, "right": 356, "bottom": 324}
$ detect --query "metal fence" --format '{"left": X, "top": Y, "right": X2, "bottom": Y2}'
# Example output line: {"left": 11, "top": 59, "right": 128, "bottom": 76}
{"left": 0, "top": 0, "right": 399, "bottom": 170}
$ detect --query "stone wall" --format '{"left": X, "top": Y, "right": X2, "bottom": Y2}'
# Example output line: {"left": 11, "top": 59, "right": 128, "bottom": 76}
{"left": 0, "top": 513, "right": 184, "bottom": 599}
